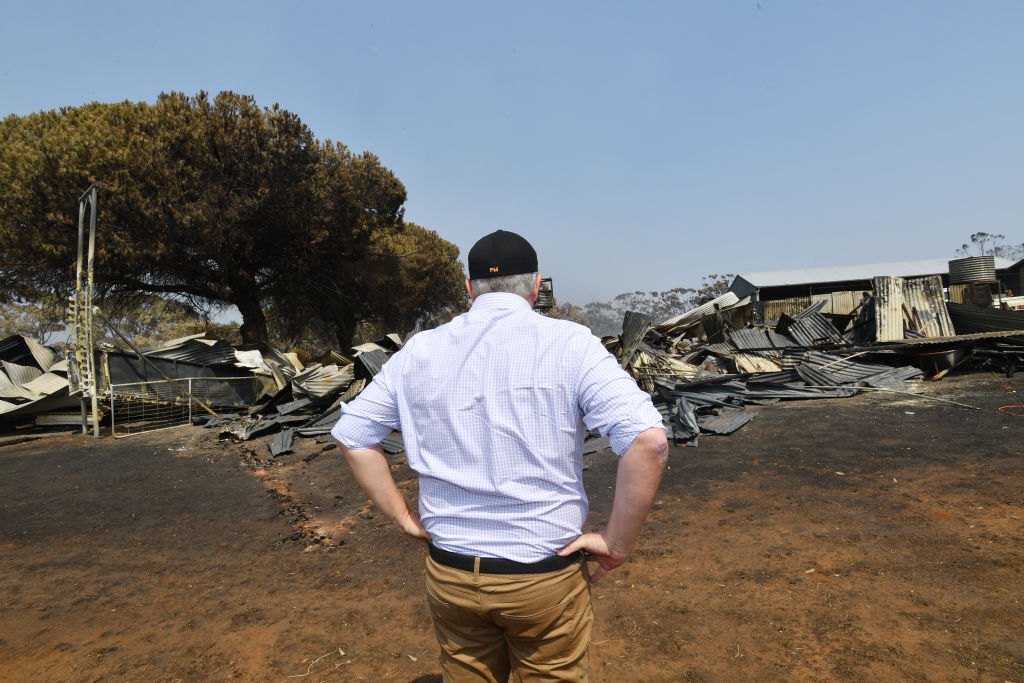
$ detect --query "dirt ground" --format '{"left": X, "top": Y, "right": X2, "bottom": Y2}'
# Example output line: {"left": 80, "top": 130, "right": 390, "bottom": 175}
{"left": 1, "top": 370, "right": 1022, "bottom": 682}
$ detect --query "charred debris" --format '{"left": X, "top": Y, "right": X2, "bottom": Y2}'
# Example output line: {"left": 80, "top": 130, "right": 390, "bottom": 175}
{"left": 2, "top": 263, "right": 1022, "bottom": 452}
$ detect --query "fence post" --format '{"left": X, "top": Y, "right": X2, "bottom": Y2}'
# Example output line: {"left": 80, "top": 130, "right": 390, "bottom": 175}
{"left": 188, "top": 378, "right": 193, "bottom": 425}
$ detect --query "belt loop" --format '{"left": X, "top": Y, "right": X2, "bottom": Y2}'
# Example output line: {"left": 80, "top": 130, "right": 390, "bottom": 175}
{"left": 473, "top": 556, "right": 480, "bottom": 577}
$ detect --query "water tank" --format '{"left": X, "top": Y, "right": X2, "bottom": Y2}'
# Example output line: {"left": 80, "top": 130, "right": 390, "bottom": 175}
{"left": 948, "top": 255, "right": 996, "bottom": 284}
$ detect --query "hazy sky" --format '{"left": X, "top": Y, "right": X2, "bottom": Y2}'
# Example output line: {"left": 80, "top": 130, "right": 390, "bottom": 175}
{"left": 2, "top": 1, "right": 1021, "bottom": 308}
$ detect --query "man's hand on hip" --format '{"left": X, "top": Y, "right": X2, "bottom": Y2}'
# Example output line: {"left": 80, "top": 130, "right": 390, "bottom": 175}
{"left": 558, "top": 427, "right": 668, "bottom": 584}
{"left": 557, "top": 532, "right": 628, "bottom": 583}
{"left": 396, "top": 508, "right": 431, "bottom": 543}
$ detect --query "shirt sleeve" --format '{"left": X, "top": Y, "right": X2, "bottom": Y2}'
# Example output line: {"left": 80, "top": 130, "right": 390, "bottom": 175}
{"left": 330, "top": 354, "right": 402, "bottom": 449}
{"left": 574, "top": 333, "right": 665, "bottom": 455}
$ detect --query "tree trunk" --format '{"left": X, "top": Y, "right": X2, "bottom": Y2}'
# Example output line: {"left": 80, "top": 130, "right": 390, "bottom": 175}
{"left": 334, "top": 319, "right": 356, "bottom": 350}
{"left": 234, "top": 293, "right": 268, "bottom": 343}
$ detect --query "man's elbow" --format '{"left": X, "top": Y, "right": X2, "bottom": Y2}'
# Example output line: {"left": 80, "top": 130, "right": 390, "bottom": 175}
{"left": 634, "top": 427, "right": 669, "bottom": 469}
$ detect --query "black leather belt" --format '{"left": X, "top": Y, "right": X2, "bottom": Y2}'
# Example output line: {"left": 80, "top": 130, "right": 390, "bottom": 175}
{"left": 428, "top": 543, "right": 582, "bottom": 575}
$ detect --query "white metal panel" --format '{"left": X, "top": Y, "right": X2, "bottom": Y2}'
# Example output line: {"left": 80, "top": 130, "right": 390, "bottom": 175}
{"left": 21, "top": 372, "right": 69, "bottom": 396}
{"left": 2, "top": 361, "right": 43, "bottom": 387}
{"left": 24, "top": 336, "right": 60, "bottom": 372}
{"left": 740, "top": 257, "right": 1014, "bottom": 289}
{"left": 654, "top": 292, "right": 741, "bottom": 333}
{"left": 873, "top": 276, "right": 904, "bottom": 342}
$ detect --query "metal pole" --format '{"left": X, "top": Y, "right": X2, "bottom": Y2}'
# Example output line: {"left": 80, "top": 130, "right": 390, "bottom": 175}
{"left": 75, "top": 201, "right": 88, "bottom": 435}
{"left": 87, "top": 188, "right": 100, "bottom": 439}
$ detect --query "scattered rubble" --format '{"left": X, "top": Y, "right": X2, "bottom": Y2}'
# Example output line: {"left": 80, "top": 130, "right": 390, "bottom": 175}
{"left": 3, "top": 260, "right": 1022, "bottom": 452}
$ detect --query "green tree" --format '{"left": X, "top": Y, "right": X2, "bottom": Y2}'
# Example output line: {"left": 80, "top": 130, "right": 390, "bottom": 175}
{"left": 269, "top": 222, "right": 469, "bottom": 349}
{"left": 0, "top": 91, "right": 465, "bottom": 348}
{"left": 98, "top": 297, "right": 241, "bottom": 349}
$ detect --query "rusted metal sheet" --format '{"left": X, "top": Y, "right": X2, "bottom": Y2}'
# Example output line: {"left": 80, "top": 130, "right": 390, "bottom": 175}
{"left": 291, "top": 363, "right": 355, "bottom": 399}
{"left": 902, "top": 276, "right": 955, "bottom": 338}
{"left": 733, "top": 353, "right": 782, "bottom": 373}
{"left": 655, "top": 292, "right": 741, "bottom": 335}
{"left": 873, "top": 276, "right": 904, "bottom": 342}
{"left": 783, "top": 313, "right": 848, "bottom": 347}
{"left": 762, "top": 297, "right": 810, "bottom": 322}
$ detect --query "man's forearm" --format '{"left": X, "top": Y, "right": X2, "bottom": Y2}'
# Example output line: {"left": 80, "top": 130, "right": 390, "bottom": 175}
{"left": 604, "top": 427, "right": 668, "bottom": 556}
{"left": 338, "top": 443, "right": 418, "bottom": 528}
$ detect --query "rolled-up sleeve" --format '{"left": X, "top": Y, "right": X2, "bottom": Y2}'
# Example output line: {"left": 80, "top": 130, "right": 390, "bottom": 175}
{"left": 331, "top": 357, "right": 402, "bottom": 449}
{"left": 575, "top": 335, "right": 665, "bottom": 455}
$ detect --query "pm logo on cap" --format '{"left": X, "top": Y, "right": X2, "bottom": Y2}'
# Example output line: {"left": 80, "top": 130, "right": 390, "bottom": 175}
{"left": 468, "top": 229, "right": 538, "bottom": 280}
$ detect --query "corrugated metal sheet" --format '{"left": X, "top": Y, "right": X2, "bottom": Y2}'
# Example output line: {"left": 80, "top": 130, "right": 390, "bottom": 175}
{"left": 291, "top": 363, "right": 355, "bottom": 399}
{"left": 143, "top": 338, "right": 239, "bottom": 367}
{"left": 785, "top": 350, "right": 923, "bottom": 387}
{"left": 620, "top": 311, "right": 654, "bottom": 366}
{"left": 731, "top": 329, "right": 771, "bottom": 350}
{"left": 352, "top": 342, "right": 388, "bottom": 354}
{"left": 381, "top": 432, "right": 405, "bottom": 454}
{"left": 698, "top": 410, "right": 758, "bottom": 435}
{"left": 319, "top": 351, "right": 354, "bottom": 367}
{"left": 949, "top": 255, "right": 996, "bottom": 284}
{"left": 873, "top": 276, "right": 904, "bottom": 342}
{"left": 887, "top": 329, "right": 1024, "bottom": 345}
{"left": 733, "top": 353, "right": 782, "bottom": 373}
{"left": 902, "top": 276, "right": 955, "bottom": 338}
{"left": 654, "top": 292, "right": 742, "bottom": 334}
{"left": 355, "top": 349, "right": 389, "bottom": 379}
{"left": 794, "top": 365, "right": 842, "bottom": 388}
{"left": 766, "top": 330, "right": 796, "bottom": 348}
{"left": 21, "top": 372, "right": 69, "bottom": 397}
{"left": 783, "top": 313, "right": 847, "bottom": 347}
{"left": 0, "top": 335, "right": 38, "bottom": 366}
{"left": 268, "top": 428, "right": 295, "bottom": 457}
{"left": 947, "top": 302, "right": 1024, "bottom": 337}
{"left": 795, "top": 300, "right": 828, "bottom": 319}
{"left": 857, "top": 366, "right": 924, "bottom": 388}
{"left": 23, "top": 337, "right": 59, "bottom": 371}
{"left": 0, "top": 369, "right": 38, "bottom": 399}
{"left": 830, "top": 291, "right": 862, "bottom": 316}
{"left": 2, "top": 361, "right": 43, "bottom": 387}
{"left": 761, "top": 297, "right": 811, "bottom": 322}
{"left": 761, "top": 291, "right": 862, "bottom": 320}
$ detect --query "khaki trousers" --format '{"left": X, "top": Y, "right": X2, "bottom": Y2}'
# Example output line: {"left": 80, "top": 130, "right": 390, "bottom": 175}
{"left": 424, "top": 554, "right": 593, "bottom": 682}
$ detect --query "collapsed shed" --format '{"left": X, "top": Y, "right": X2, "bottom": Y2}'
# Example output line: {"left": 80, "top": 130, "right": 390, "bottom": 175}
{"left": 729, "top": 256, "right": 1018, "bottom": 325}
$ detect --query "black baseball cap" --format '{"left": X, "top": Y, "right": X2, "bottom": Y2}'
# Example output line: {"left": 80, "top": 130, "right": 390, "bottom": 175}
{"left": 467, "top": 229, "right": 538, "bottom": 280}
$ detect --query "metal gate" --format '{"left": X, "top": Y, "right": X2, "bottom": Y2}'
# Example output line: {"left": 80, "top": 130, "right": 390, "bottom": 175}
{"left": 109, "top": 376, "right": 257, "bottom": 438}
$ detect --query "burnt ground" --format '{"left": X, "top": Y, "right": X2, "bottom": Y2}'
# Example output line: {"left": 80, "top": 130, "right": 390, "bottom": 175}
{"left": 0, "top": 370, "right": 1022, "bottom": 682}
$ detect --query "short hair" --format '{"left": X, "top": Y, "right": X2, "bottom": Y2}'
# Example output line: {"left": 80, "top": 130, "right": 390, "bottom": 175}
{"left": 470, "top": 271, "right": 538, "bottom": 298}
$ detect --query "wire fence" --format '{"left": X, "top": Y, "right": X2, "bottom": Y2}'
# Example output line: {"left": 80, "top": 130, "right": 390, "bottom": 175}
{"left": 109, "top": 376, "right": 258, "bottom": 438}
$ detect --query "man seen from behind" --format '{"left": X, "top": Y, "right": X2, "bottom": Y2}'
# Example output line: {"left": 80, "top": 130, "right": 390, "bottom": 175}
{"left": 332, "top": 229, "right": 668, "bottom": 681}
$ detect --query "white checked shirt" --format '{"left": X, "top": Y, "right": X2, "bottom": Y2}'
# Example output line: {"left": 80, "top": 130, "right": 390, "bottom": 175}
{"left": 332, "top": 292, "right": 665, "bottom": 562}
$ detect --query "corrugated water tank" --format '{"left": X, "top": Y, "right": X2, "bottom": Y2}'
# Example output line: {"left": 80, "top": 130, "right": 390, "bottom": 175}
{"left": 948, "top": 255, "right": 996, "bottom": 284}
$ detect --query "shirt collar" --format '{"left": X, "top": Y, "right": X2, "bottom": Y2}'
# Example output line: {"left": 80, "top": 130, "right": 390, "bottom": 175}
{"left": 470, "top": 292, "right": 533, "bottom": 313}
